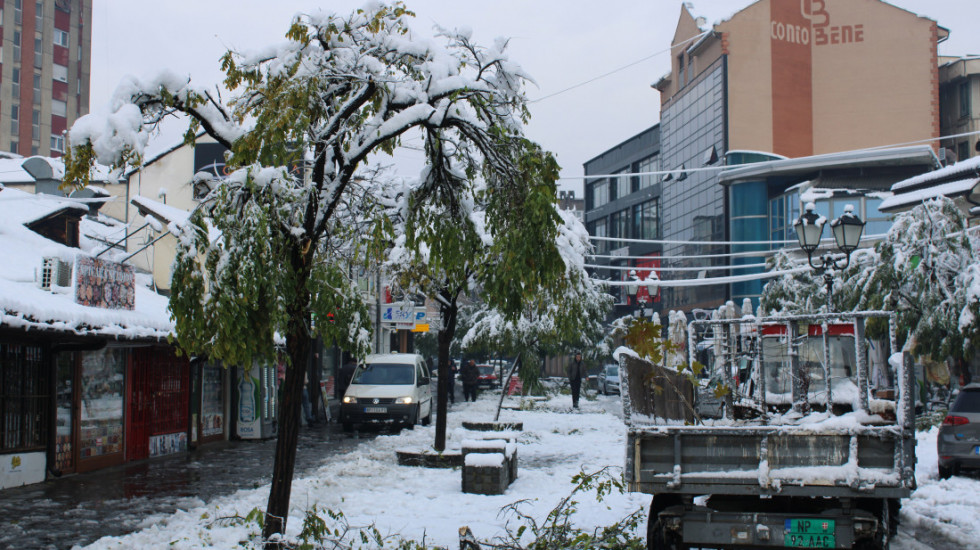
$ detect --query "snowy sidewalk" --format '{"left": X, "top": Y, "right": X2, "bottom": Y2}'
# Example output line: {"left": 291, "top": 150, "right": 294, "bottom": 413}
{"left": 78, "top": 394, "right": 980, "bottom": 549}
{"left": 81, "top": 392, "right": 649, "bottom": 549}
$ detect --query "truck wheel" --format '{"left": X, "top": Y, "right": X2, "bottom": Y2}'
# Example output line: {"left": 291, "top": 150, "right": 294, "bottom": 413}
{"left": 647, "top": 494, "right": 684, "bottom": 550}
{"left": 422, "top": 411, "right": 432, "bottom": 426}
{"left": 647, "top": 518, "right": 684, "bottom": 550}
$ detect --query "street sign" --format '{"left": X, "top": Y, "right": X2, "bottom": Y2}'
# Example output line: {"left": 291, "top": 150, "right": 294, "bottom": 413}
{"left": 412, "top": 323, "right": 430, "bottom": 333}
{"left": 381, "top": 302, "right": 415, "bottom": 325}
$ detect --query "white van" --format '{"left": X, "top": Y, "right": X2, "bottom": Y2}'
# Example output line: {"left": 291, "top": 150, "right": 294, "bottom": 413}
{"left": 340, "top": 353, "right": 432, "bottom": 431}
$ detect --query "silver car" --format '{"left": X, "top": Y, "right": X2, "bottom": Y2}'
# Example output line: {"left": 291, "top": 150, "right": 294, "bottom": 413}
{"left": 597, "top": 364, "right": 620, "bottom": 395}
{"left": 938, "top": 383, "right": 980, "bottom": 479}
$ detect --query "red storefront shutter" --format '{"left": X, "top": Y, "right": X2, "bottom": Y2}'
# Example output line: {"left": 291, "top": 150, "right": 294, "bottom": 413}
{"left": 127, "top": 347, "right": 190, "bottom": 461}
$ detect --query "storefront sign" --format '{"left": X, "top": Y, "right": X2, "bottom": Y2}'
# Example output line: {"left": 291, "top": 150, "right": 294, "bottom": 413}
{"left": 75, "top": 256, "right": 135, "bottom": 310}
{"left": 771, "top": 0, "right": 864, "bottom": 47}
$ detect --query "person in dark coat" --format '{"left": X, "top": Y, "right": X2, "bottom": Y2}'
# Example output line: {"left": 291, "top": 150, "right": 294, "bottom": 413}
{"left": 461, "top": 359, "right": 479, "bottom": 402}
{"left": 448, "top": 359, "right": 458, "bottom": 404}
{"left": 568, "top": 352, "right": 584, "bottom": 408}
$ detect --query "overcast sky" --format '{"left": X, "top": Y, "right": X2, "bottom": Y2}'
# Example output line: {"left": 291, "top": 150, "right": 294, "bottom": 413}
{"left": 90, "top": 1, "right": 980, "bottom": 195}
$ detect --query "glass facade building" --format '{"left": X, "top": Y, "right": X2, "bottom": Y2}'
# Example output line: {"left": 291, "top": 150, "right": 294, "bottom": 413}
{"left": 658, "top": 58, "right": 728, "bottom": 312}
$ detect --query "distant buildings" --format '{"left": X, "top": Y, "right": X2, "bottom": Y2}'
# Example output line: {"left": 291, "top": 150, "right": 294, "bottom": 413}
{"left": 0, "top": 0, "right": 91, "bottom": 157}
{"left": 585, "top": 0, "right": 956, "bottom": 316}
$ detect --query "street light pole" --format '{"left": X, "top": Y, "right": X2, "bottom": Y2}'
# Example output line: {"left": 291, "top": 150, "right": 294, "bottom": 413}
{"left": 793, "top": 203, "right": 866, "bottom": 310}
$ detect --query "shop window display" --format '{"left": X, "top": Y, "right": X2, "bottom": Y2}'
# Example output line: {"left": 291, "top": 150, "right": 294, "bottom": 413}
{"left": 80, "top": 348, "right": 126, "bottom": 459}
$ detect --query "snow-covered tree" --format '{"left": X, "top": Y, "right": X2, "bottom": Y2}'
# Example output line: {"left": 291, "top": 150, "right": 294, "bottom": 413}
{"left": 65, "top": 3, "right": 550, "bottom": 540}
{"left": 460, "top": 209, "right": 612, "bottom": 392}
{"left": 384, "top": 139, "right": 564, "bottom": 451}
{"left": 761, "top": 197, "right": 978, "bottom": 362}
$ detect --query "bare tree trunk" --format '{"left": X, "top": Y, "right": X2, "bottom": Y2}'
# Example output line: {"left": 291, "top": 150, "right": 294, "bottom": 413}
{"left": 434, "top": 293, "right": 458, "bottom": 452}
{"left": 262, "top": 256, "right": 312, "bottom": 542}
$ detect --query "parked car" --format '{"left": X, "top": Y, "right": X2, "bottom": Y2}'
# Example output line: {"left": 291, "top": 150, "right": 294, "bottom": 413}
{"left": 938, "top": 382, "right": 980, "bottom": 479}
{"left": 340, "top": 353, "right": 432, "bottom": 432}
{"left": 597, "top": 364, "right": 620, "bottom": 395}
{"left": 476, "top": 364, "right": 500, "bottom": 388}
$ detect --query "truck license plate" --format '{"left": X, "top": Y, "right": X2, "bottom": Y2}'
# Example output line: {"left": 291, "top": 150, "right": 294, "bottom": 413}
{"left": 364, "top": 407, "right": 387, "bottom": 414}
{"left": 784, "top": 519, "right": 835, "bottom": 548}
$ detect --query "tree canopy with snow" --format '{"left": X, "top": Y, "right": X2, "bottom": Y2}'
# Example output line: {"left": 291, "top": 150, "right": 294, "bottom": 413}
{"left": 460, "top": 209, "right": 612, "bottom": 391}
{"left": 65, "top": 3, "right": 557, "bottom": 540}
{"left": 761, "top": 197, "right": 978, "bottom": 363}
{"left": 384, "top": 138, "right": 570, "bottom": 450}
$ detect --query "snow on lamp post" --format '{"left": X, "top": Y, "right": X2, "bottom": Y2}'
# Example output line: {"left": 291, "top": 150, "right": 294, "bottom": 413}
{"left": 793, "top": 202, "right": 866, "bottom": 310}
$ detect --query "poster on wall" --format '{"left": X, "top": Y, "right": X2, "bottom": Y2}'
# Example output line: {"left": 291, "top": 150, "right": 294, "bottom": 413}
{"left": 201, "top": 366, "right": 224, "bottom": 438}
{"left": 79, "top": 348, "right": 126, "bottom": 459}
{"left": 75, "top": 256, "right": 135, "bottom": 310}
{"left": 149, "top": 432, "right": 188, "bottom": 457}
{"left": 237, "top": 366, "right": 261, "bottom": 439}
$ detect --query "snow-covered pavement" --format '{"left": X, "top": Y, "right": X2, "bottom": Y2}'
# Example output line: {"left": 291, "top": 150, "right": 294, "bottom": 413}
{"left": 78, "top": 393, "right": 978, "bottom": 549}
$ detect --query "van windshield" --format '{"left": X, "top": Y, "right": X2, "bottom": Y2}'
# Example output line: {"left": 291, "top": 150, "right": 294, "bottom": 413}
{"left": 351, "top": 363, "right": 414, "bottom": 385}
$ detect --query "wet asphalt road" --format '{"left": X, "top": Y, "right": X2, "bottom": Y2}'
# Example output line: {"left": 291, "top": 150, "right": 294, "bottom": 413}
{"left": 0, "top": 420, "right": 377, "bottom": 550}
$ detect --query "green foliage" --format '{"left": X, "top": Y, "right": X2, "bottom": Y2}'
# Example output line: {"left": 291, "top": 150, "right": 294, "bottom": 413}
{"left": 490, "top": 468, "right": 645, "bottom": 550}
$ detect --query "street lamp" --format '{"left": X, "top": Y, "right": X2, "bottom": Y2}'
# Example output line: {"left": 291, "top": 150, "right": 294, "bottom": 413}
{"left": 793, "top": 202, "right": 866, "bottom": 309}
{"left": 625, "top": 269, "right": 639, "bottom": 305}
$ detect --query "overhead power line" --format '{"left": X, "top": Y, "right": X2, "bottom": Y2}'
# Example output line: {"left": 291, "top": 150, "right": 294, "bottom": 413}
{"left": 528, "top": 31, "right": 710, "bottom": 104}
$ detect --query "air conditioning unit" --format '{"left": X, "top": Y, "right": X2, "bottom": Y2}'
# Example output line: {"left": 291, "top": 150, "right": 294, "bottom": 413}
{"left": 38, "top": 257, "right": 73, "bottom": 290}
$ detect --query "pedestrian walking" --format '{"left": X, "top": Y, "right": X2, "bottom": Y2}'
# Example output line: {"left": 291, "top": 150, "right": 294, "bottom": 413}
{"left": 448, "top": 359, "right": 458, "bottom": 404}
{"left": 461, "top": 359, "right": 479, "bottom": 402}
{"left": 568, "top": 352, "right": 584, "bottom": 408}
{"left": 302, "top": 371, "right": 315, "bottom": 426}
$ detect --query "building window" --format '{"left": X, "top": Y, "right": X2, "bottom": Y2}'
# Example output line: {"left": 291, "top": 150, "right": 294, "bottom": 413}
{"left": 590, "top": 217, "right": 608, "bottom": 253}
{"left": 613, "top": 169, "right": 630, "bottom": 200}
{"left": 633, "top": 200, "right": 660, "bottom": 240}
{"left": 54, "top": 29, "right": 69, "bottom": 48}
{"left": 10, "top": 141, "right": 18, "bottom": 154}
{"left": 13, "top": 31, "right": 21, "bottom": 59}
{"left": 50, "top": 134, "right": 64, "bottom": 152}
{"left": 14, "top": 0, "right": 22, "bottom": 25}
{"left": 591, "top": 180, "right": 609, "bottom": 208}
{"left": 960, "top": 81, "right": 971, "bottom": 119}
{"left": 10, "top": 104, "right": 18, "bottom": 135}
{"left": 33, "top": 73, "right": 41, "bottom": 98}
{"left": 609, "top": 209, "right": 630, "bottom": 243}
{"left": 637, "top": 156, "right": 657, "bottom": 189}
{"left": 12, "top": 68, "right": 19, "bottom": 85}
{"left": 0, "top": 343, "right": 51, "bottom": 453}
{"left": 34, "top": 37, "right": 42, "bottom": 68}
{"left": 35, "top": 0, "right": 43, "bottom": 28}
{"left": 51, "top": 98, "right": 66, "bottom": 117}
{"left": 31, "top": 109, "right": 40, "bottom": 140}
{"left": 769, "top": 191, "right": 800, "bottom": 246}
{"left": 53, "top": 63, "right": 68, "bottom": 83}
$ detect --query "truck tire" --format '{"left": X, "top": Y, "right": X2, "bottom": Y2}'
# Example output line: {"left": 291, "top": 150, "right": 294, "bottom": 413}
{"left": 647, "top": 494, "right": 685, "bottom": 550}
{"left": 855, "top": 498, "right": 900, "bottom": 550}
{"left": 938, "top": 464, "right": 953, "bottom": 480}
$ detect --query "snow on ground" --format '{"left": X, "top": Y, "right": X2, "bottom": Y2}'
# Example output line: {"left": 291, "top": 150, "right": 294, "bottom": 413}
{"left": 80, "top": 393, "right": 650, "bottom": 549}
{"left": 893, "top": 427, "right": 980, "bottom": 549}
{"left": 78, "top": 394, "right": 980, "bottom": 549}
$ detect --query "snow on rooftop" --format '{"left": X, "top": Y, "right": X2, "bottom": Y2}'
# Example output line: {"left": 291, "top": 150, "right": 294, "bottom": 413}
{"left": 891, "top": 155, "right": 980, "bottom": 192}
{"left": 880, "top": 177, "right": 979, "bottom": 212}
{"left": 0, "top": 187, "right": 173, "bottom": 340}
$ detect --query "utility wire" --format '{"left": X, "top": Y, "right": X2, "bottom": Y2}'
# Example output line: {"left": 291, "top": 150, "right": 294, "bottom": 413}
{"left": 528, "top": 31, "right": 710, "bottom": 104}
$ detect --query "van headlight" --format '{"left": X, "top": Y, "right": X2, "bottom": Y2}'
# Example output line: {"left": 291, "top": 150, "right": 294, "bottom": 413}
{"left": 342, "top": 396, "right": 355, "bottom": 404}
{"left": 396, "top": 397, "right": 413, "bottom": 404}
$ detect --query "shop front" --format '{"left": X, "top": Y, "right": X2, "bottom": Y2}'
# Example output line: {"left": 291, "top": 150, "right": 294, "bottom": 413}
{"left": 0, "top": 340, "right": 50, "bottom": 489}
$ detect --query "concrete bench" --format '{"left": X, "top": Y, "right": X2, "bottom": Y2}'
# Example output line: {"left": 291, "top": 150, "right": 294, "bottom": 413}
{"left": 461, "top": 438, "right": 519, "bottom": 494}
